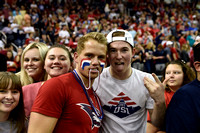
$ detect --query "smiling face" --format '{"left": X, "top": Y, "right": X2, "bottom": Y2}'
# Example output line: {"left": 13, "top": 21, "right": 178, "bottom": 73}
{"left": 74, "top": 39, "right": 107, "bottom": 83}
{"left": 0, "top": 80, "right": 20, "bottom": 117}
{"left": 108, "top": 41, "right": 135, "bottom": 79}
{"left": 165, "top": 64, "right": 184, "bottom": 91}
{"left": 44, "top": 47, "right": 71, "bottom": 78}
{"left": 23, "top": 48, "right": 44, "bottom": 81}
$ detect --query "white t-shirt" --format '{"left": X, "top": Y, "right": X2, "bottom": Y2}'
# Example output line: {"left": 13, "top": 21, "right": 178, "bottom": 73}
{"left": 59, "top": 30, "right": 70, "bottom": 44}
{"left": 11, "top": 23, "right": 19, "bottom": 33}
{"left": 93, "top": 67, "right": 154, "bottom": 133}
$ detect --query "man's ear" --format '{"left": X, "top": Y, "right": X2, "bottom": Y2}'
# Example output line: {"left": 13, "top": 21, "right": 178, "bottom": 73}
{"left": 132, "top": 47, "right": 136, "bottom": 56}
{"left": 74, "top": 52, "right": 79, "bottom": 64}
{"left": 193, "top": 61, "right": 200, "bottom": 72}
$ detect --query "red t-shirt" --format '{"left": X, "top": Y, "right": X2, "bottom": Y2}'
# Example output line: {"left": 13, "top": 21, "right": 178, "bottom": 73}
{"left": 179, "top": 37, "right": 187, "bottom": 48}
{"left": 32, "top": 72, "right": 102, "bottom": 133}
{"left": 171, "top": 47, "right": 179, "bottom": 60}
{"left": 25, "top": 38, "right": 35, "bottom": 45}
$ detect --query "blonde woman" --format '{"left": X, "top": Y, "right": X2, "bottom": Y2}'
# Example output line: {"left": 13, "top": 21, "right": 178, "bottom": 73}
{"left": 16, "top": 42, "right": 49, "bottom": 86}
{"left": 23, "top": 44, "right": 73, "bottom": 118}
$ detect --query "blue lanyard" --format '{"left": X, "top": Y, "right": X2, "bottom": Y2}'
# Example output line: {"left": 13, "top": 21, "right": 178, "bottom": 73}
{"left": 72, "top": 70, "right": 104, "bottom": 120}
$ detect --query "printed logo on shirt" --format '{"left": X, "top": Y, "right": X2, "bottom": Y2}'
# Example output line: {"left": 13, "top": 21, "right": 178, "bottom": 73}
{"left": 77, "top": 103, "right": 101, "bottom": 129}
{"left": 103, "top": 92, "right": 141, "bottom": 118}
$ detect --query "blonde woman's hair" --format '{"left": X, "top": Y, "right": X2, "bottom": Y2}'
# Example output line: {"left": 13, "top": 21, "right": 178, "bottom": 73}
{"left": 16, "top": 42, "right": 49, "bottom": 86}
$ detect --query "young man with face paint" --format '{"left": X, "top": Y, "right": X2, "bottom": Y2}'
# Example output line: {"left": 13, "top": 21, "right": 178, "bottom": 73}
{"left": 93, "top": 29, "right": 166, "bottom": 133}
{"left": 28, "top": 32, "right": 107, "bottom": 133}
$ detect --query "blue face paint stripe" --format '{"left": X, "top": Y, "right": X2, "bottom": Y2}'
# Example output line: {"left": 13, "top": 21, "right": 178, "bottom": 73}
{"left": 100, "top": 62, "right": 105, "bottom": 69}
{"left": 81, "top": 59, "right": 91, "bottom": 70}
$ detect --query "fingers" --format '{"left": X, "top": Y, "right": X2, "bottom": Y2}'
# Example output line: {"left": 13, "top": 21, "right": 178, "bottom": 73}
{"left": 144, "top": 77, "right": 159, "bottom": 92}
{"left": 152, "top": 73, "right": 161, "bottom": 84}
{"left": 162, "top": 76, "right": 170, "bottom": 87}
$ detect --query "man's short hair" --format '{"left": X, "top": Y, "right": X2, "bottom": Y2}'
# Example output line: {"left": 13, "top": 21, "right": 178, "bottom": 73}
{"left": 77, "top": 32, "right": 107, "bottom": 54}
{"left": 193, "top": 43, "right": 200, "bottom": 62}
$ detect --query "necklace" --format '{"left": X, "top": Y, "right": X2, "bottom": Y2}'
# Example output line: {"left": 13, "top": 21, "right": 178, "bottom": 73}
{"left": 72, "top": 70, "right": 104, "bottom": 120}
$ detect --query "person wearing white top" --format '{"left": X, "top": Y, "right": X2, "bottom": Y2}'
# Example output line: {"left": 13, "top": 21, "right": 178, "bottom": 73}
{"left": 93, "top": 29, "right": 166, "bottom": 133}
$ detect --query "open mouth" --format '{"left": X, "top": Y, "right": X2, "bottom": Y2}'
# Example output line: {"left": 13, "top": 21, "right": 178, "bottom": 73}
{"left": 2, "top": 101, "right": 14, "bottom": 106}
{"left": 51, "top": 66, "right": 62, "bottom": 70}
{"left": 26, "top": 68, "right": 37, "bottom": 72}
{"left": 89, "top": 68, "right": 99, "bottom": 73}
{"left": 115, "top": 62, "right": 124, "bottom": 65}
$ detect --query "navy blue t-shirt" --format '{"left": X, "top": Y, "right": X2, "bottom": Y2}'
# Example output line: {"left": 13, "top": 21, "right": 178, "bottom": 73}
{"left": 166, "top": 79, "right": 200, "bottom": 133}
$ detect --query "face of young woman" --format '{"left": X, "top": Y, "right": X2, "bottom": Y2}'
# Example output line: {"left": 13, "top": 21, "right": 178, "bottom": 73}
{"left": 0, "top": 81, "right": 20, "bottom": 116}
{"left": 23, "top": 48, "right": 44, "bottom": 81}
{"left": 165, "top": 64, "right": 184, "bottom": 91}
{"left": 44, "top": 47, "right": 71, "bottom": 78}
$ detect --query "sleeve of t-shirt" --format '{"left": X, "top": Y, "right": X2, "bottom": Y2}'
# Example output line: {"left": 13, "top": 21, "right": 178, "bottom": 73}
{"left": 166, "top": 89, "right": 197, "bottom": 133}
{"left": 31, "top": 77, "right": 68, "bottom": 118}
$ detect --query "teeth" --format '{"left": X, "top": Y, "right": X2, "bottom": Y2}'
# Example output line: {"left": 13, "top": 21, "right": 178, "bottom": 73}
{"left": 115, "top": 62, "right": 123, "bottom": 65}
{"left": 2, "top": 102, "right": 13, "bottom": 104}
{"left": 27, "top": 68, "right": 35, "bottom": 71}
{"left": 52, "top": 67, "right": 61, "bottom": 70}
{"left": 90, "top": 69, "right": 98, "bottom": 72}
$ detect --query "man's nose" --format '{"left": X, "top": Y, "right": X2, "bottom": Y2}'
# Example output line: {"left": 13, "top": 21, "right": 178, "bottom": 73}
{"left": 91, "top": 57, "right": 99, "bottom": 65}
{"left": 116, "top": 51, "right": 122, "bottom": 59}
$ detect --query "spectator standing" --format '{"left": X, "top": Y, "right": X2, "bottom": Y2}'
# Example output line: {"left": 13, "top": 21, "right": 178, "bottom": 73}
{"left": 58, "top": 25, "right": 70, "bottom": 45}
{"left": 0, "top": 52, "right": 7, "bottom": 71}
{"left": 164, "top": 41, "right": 172, "bottom": 62}
{"left": 6, "top": 50, "right": 18, "bottom": 73}
{"left": 166, "top": 41, "right": 200, "bottom": 133}
{"left": 153, "top": 44, "right": 167, "bottom": 75}
{"left": 31, "top": 10, "right": 39, "bottom": 29}
{"left": 144, "top": 41, "right": 155, "bottom": 73}
{"left": 24, "top": 33, "right": 35, "bottom": 47}
{"left": 131, "top": 43, "right": 144, "bottom": 71}
{"left": 180, "top": 43, "right": 190, "bottom": 66}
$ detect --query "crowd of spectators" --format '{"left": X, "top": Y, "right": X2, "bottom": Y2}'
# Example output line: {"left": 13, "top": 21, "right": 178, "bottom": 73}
{"left": 0, "top": 0, "right": 200, "bottom": 74}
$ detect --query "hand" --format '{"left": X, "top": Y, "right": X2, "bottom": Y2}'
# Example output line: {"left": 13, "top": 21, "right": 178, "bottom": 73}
{"left": 144, "top": 73, "right": 170, "bottom": 104}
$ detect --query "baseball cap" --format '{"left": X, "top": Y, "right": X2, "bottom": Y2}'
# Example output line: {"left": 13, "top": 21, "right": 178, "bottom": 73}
{"left": 106, "top": 29, "right": 134, "bottom": 47}
{"left": 193, "top": 43, "right": 200, "bottom": 62}
{"left": 195, "top": 36, "right": 200, "bottom": 41}
{"left": 166, "top": 41, "right": 173, "bottom": 46}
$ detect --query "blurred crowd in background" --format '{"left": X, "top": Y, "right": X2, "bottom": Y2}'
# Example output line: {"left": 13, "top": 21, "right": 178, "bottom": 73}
{"left": 0, "top": 0, "right": 200, "bottom": 75}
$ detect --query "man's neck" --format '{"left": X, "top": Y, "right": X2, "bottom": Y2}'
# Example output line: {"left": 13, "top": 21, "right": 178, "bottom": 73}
{"left": 109, "top": 67, "right": 132, "bottom": 80}
{"left": 76, "top": 69, "right": 93, "bottom": 89}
